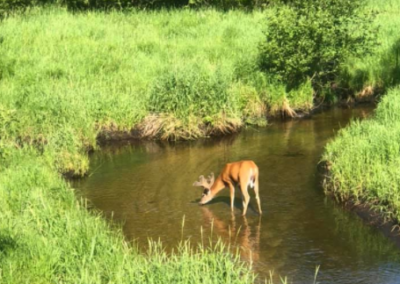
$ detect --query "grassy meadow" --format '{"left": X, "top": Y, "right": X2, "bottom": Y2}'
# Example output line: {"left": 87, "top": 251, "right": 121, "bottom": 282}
{"left": 0, "top": 0, "right": 400, "bottom": 283}
{"left": 0, "top": 8, "right": 268, "bottom": 145}
{"left": 0, "top": 7, "right": 274, "bottom": 284}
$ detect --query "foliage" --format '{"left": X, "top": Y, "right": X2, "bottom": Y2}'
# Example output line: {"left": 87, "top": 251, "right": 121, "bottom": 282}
{"left": 0, "top": 0, "right": 58, "bottom": 17}
{"left": 258, "top": 0, "right": 378, "bottom": 91}
{"left": 187, "top": 0, "right": 272, "bottom": 9}
{"left": 0, "top": 0, "right": 274, "bottom": 12}
{"left": 336, "top": 0, "right": 400, "bottom": 95}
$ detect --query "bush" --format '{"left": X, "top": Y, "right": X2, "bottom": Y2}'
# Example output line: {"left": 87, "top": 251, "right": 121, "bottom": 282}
{"left": 258, "top": 0, "right": 377, "bottom": 91}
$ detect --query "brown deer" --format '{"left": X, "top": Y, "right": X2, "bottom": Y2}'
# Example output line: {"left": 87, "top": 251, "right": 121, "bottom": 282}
{"left": 193, "top": 160, "right": 262, "bottom": 216}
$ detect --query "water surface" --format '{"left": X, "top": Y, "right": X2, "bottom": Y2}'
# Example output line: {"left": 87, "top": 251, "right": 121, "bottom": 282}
{"left": 74, "top": 106, "right": 400, "bottom": 283}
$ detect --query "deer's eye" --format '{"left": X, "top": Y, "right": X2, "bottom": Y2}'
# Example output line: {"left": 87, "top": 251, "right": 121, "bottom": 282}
{"left": 203, "top": 189, "right": 210, "bottom": 195}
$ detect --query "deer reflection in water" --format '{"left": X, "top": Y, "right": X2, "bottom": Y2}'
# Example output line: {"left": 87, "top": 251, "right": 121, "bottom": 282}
{"left": 200, "top": 207, "right": 261, "bottom": 263}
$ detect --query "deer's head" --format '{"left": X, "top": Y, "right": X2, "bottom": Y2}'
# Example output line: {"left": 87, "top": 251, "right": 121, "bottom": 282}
{"left": 193, "top": 173, "right": 215, "bottom": 205}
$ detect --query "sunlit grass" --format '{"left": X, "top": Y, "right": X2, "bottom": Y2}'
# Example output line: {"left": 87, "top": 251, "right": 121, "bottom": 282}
{"left": 1, "top": 1, "right": 399, "bottom": 283}
{"left": 323, "top": 87, "right": 400, "bottom": 222}
{"left": 323, "top": 0, "right": 400, "bottom": 224}
{"left": 0, "top": 146, "right": 258, "bottom": 283}
{"left": 0, "top": 7, "right": 270, "bottom": 143}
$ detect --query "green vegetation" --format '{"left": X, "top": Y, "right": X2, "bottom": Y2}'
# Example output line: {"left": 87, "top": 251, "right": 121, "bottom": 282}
{"left": 0, "top": 7, "right": 276, "bottom": 145}
{"left": 0, "top": 147, "right": 256, "bottom": 283}
{"left": 0, "top": 7, "right": 268, "bottom": 283}
{"left": 259, "top": 0, "right": 377, "bottom": 93}
{"left": 323, "top": 87, "right": 400, "bottom": 222}
{"left": 322, "top": 0, "right": 400, "bottom": 223}
{"left": 337, "top": 0, "right": 400, "bottom": 99}
{"left": 1, "top": 0, "right": 399, "bottom": 282}
{"left": 0, "top": 0, "right": 273, "bottom": 17}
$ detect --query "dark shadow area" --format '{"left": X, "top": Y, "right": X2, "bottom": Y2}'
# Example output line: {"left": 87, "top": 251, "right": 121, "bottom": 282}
{"left": 380, "top": 38, "right": 400, "bottom": 87}
{"left": 0, "top": 232, "right": 17, "bottom": 257}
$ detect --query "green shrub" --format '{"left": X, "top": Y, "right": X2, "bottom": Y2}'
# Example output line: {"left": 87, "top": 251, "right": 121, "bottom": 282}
{"left": 258, "top": 0, "right": 377, "bottom": 91}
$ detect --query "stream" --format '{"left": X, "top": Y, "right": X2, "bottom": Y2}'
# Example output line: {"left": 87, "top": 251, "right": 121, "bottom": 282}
{"left": 74, "top": 105, "right": 400, "bottom": 283}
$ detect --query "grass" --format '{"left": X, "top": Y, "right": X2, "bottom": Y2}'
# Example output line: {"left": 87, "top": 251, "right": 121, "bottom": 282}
{"left": 322, "top": 87, "right": 400, "bottom": 222}
{"left": 0, "top": 144, "right": 259, "bottom": 283}
{"left": 0, "top": 7, "right": 293, "bottom": 283}
{"left": 322, "top": 0, "right": 400, "bottom": 224}
{"left": 0, "top": 7, "right": 263, "bottom": 143}
{"left": 0, "top": 0, "right": 399, "bottom": 282}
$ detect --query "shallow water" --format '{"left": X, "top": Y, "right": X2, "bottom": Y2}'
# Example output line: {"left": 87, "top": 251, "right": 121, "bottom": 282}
{"left": 74, "top": 106, "right": 400, "bottom": 283}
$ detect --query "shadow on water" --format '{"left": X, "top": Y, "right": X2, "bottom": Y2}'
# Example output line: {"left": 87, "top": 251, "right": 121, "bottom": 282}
{"left": 73, "top": 105, "right": 400, "bottom": 283}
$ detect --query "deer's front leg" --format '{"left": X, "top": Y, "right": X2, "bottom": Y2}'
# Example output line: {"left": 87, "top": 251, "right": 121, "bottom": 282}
{"left": 240, "top": 181, "right": 250, "bottom": 216}
{"left": 227, "top": 182, "right": 235, "bottom": 211}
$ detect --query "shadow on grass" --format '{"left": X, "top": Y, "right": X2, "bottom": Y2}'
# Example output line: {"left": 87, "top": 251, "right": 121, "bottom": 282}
{"left": 380, "top": 38, "right": 400, "bottom": 87}
{"left": 0, "top": 232, "right": 17, "bottom": 257}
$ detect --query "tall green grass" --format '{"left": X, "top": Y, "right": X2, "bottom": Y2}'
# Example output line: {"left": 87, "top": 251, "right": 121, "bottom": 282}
{"left": 323, "top": 87, "right": 400, "bottom": 222}
{"left": 0, "top": 7, "right": 286, "bottom": 283}
{"left": 0, "top": 6, "right": 317, "bottom": 145}
{"left": 0, "top": 1, "right": 399, "bottom": 282}
{"left": 0, "top": 144, "right": 259, "bottom": 283}
{"left": 0, "top": 7, "right": 270, "bottom": 144}
{"left": 322, "top": 0, "right": 400, "bottom": 223}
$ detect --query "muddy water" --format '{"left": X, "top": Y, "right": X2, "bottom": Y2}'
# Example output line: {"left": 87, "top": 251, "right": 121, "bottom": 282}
{"left": 74, "top": 106, "right": 400, "bottom": 283}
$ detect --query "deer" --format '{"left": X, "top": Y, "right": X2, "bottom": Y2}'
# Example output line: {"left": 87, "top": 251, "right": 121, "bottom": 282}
{"left": 193, "top": 160, "right": 262, "bottom": 216}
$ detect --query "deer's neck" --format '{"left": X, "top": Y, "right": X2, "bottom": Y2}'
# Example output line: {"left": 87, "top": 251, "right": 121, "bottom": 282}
{"left": 210, "top": 176, "right": 225, "bottom": 197}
